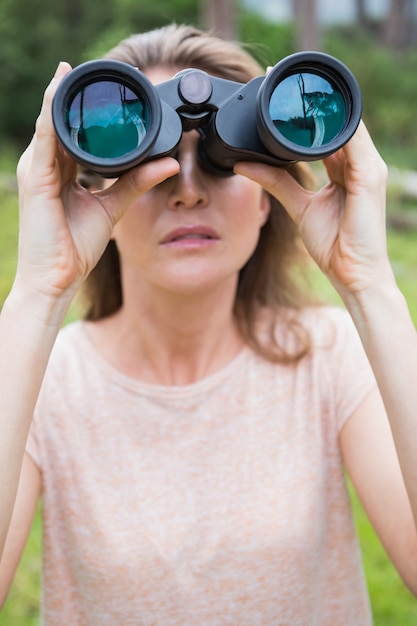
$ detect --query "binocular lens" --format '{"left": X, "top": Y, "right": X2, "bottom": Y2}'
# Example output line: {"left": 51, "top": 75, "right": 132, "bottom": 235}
{"left": 269, "top": 71, "right": 346, "bottom": 149}
{"left": 66, "top": 80, "right": 150, "bottom": 159}
{"left": 52, "top": 60, "right": 163, "bottom": 175}
{"left": 257, "top": 53, "right": 361, "bottom": 162}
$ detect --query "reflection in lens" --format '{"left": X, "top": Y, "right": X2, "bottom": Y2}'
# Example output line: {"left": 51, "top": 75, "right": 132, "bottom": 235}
{"left": 269, "top": 72, "right": 346, "bottom": 148}
{"left": 66, "top": 80, "right": 150, "bottom": 159}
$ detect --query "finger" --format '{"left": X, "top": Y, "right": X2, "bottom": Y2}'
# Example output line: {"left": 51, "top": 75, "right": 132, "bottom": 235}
{"left": 342, "top": 121, "right": 379, "bottom": 162}
{"left": 96, "top": 157, "right": 180, "bottom": 225}
{"left": 320, "top": 150, "right": 345, "bottom": 188}
{"left": 29, "top": 62, "right": 73, "bottom": 179}
{"left": 323, "top": 121, "right": 387, "bottom": 191}
{"left": 345, "top": 121, "right": 388, "bottom": 188}
{"left": 234, "top": 161, "right": 313, "bottom": 225}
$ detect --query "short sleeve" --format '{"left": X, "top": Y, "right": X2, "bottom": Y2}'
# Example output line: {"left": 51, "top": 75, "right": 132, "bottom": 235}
{"left": 24, "top": 326, "right": 70, "bottom": 470}
{"left": 321, "top": 307, "right": 378, "bottom": 431}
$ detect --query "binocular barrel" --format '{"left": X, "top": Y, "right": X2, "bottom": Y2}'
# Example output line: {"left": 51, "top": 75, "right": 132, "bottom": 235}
{"left": 52, "top": 52, "right": 362, "bottom": 177}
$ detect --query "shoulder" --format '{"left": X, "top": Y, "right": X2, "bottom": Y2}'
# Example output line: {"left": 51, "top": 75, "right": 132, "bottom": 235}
{"left": 249, "top": 304, "right": 361, "bottom": 365}
{"left": 261, "top": 304, "right": 360, "bottom": 356}
{"left": 298, "top": 304, "right": 359, "bottom": 346}
{"left": 294, "top": 305, "right": 371, "bottom": 371}
{"left": 41, "top": 320, "right": 98, "bottom": 394}
{"left": 48, "top": 320, "right": 88, "bottom": 364}
{"left": 279, "top": 305, "right": 375, "bottom": 393}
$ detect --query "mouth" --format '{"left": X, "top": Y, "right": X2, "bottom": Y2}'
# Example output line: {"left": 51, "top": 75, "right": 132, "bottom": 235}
{"left": 170, "top": 233, "right": 214, "bottom": 242}
{"left": 161, "top": 225, "right": 219, "bottom": 245}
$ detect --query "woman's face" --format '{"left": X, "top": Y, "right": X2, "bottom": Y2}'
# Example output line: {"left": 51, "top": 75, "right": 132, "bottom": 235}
{"left": 112, "top": 67, "right": 271, "bottom": 297}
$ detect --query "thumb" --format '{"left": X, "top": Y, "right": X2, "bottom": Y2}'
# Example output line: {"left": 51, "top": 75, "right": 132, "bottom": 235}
{"left": 96, "top": 157, "right": 180, "bottom": 225}
{"left": 234, "top": 161, "right": 313, "bottom": 225}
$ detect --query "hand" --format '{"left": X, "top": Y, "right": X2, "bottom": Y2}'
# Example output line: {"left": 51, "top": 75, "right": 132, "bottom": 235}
{"left": 234, "top": 122, "right": 395, "bottom": 298}
{"left": 16, "top": 62, "right": 179, "bottom": 302}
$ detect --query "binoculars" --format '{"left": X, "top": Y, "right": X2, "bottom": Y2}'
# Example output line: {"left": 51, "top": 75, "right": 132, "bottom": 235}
{"left": 52, "top": 51, "right": 362, "bottom": 178}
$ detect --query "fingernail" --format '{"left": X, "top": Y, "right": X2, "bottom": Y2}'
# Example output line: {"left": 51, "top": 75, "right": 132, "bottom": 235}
{"left": 54, "top": 61, "right": 69, "bottom": 78}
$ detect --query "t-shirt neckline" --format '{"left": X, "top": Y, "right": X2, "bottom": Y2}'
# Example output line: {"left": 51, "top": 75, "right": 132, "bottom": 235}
{"left": 72, "top": 321, "right": 251, "bottom": 399}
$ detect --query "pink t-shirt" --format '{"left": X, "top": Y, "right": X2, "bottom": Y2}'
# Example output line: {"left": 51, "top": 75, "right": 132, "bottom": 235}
{"left": 27, "top": 306, "right": 376, "bottom": 625}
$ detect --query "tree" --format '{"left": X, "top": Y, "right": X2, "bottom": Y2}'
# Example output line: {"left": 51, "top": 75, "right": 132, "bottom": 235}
{"left": 382, "top": 0, "right": 416, "bottom": 49}
{"left": 292, "top": 0, "right": 320, "bottom": 51}
{"left": 200, "top": 0, "right": 237, "bottom": 40}
{"left": 354, "top": 0, "right": 373, "bottom": 32}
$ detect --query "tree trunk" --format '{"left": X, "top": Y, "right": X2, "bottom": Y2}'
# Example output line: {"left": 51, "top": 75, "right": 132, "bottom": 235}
{"left": 200, "top": 0, "right": 237, "bottom": 40}
{"left": 292, "top": 0, "right": 320, "bottom": 51}
{"left": 355, "top": 0, "right": 372, "bottom": 31}
{"left": 382, "top": 0, "right": 414, "bottom": 49}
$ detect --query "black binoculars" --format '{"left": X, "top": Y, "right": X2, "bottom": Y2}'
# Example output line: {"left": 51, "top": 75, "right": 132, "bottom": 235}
{"left": 52, "top": 51, "right": 362, "bottom": 178}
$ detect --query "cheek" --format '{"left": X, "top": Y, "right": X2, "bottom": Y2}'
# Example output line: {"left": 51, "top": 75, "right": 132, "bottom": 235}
{"left": 112, "top": 193, "right": 154, "bottom": 233}
{"left": 226, "top": 192, "right": 268, "bottom": 264}
{"left": 230, "top": 178, "right": 270, "bottom": 229}
{"left": 111, "top": 200, "right": 152, "bottom": 257}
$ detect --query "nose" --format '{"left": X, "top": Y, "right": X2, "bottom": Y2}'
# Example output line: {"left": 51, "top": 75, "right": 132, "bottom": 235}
{"left": 167, "top": 133, "right": 209, "bottom": 211}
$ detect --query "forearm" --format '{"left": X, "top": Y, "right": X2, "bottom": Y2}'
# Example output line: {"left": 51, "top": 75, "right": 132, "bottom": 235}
{"left": 342, "top": 279, "right": 417, "bottom": 520}
{"left": 0, "top": 287, "right": 71, "bottom": 555}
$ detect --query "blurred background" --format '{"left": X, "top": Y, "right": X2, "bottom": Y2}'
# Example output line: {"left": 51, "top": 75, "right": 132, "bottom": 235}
{"left": 1, "top": 0, "right": 417, "bottom": 624}
{"left": 1, "top": 0, "right": 417, "bottom": 167}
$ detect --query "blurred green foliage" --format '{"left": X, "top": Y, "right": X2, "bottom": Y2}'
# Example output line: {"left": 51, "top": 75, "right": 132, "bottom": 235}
{"left": 324, "top": 27, "right": 417, "bottom": 169}
{"left": 1, "top": 1, "right": 417, "bottom": 170}
{"left": 0, "top": 0, "right": 198, "bottom": 146}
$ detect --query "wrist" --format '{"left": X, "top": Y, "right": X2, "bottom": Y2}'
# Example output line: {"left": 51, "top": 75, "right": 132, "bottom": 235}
{"left": 330, "top": 258, "right": 397, "bottom": 313}
{"left": 3, "top": 282, "right": 74, "bottom": 329}
{"left": 340, "top": 277, "right": 409, "bottom": 331}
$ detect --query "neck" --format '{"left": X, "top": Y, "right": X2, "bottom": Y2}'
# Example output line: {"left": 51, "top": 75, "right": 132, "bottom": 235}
{"left": 89, "top": 277, "right": 244, "bottom": 385}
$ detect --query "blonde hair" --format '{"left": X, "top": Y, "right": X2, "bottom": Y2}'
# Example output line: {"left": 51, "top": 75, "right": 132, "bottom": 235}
{"left": 81, "top": 24, "right": 318, "bottom": 363}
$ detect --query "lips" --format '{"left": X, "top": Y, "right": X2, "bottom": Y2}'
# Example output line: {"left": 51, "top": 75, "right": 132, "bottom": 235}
{"left": 161, "top": 225, "right": 219, "bottom": 244}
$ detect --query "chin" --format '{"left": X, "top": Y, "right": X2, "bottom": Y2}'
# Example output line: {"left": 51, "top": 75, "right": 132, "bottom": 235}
{"left": 160, "top": 269, "right": 237, "bottom": 297}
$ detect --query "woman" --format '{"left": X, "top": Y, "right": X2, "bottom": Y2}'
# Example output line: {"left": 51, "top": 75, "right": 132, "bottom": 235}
{"left": 1, "top": 23, "right": 417, "bottom": 625}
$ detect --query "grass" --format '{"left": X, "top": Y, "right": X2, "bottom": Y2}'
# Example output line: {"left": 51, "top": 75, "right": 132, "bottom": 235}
{"left": 0, "top": 190, "right": 18, "bottom": 298}
{"left": 1, "top": 169, "right": 417, "bottom": 624}
{"left": 0, "top": 508, "right": 41, "bottom": 626}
